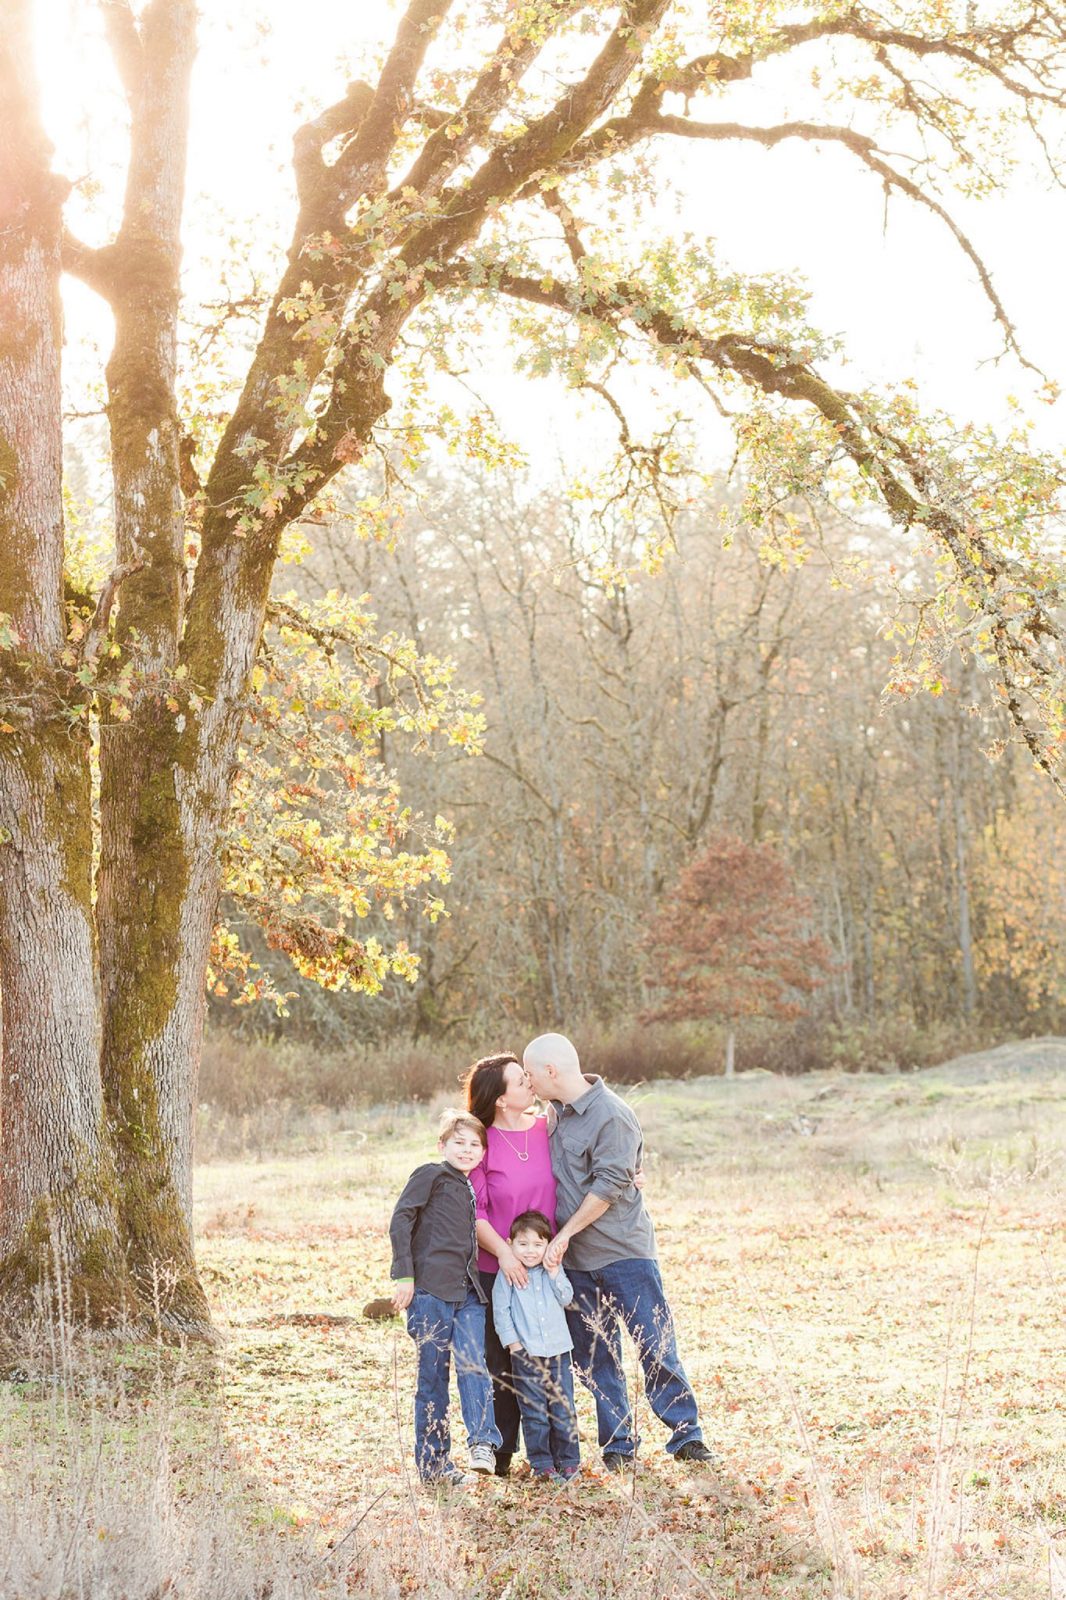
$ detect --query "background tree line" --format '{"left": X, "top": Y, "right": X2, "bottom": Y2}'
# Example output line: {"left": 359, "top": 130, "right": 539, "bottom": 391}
{"left": 205, "top": 462, "right": 1066, "bottom": 1084}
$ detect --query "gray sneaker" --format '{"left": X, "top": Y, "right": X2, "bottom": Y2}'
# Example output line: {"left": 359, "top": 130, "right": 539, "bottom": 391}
{"left": 427, "top": 1466, "right": 475, "bottom": 1490}
{"left": 468, "top": 1444, "right": 496, "bottom": 1474}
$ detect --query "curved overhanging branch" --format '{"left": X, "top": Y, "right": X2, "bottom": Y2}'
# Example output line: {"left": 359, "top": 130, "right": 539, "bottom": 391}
{"left": 432, "top": 258, "right": 1066, "bottom": 789}
{"left": 177, "top": 1, "right": 1066, "bottom": 777}
{"left": 594, "top": 113, "right": 1042, "bottom": 375}
{"left": 658, "top": 14, "right": 1066, "bottom": 107}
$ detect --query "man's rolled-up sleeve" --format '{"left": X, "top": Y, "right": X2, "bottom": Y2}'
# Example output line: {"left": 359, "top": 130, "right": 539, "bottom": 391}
{"left": 587, "top": 1115, "right": 640, "bottom": 1204}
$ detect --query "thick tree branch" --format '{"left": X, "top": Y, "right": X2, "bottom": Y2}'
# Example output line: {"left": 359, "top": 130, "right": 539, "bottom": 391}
{"left": 331, "top": 0, "right": 456, "bottom": 209}
{"left": 196, "top": 8, "right": 454, "bottom": 574}
{"left": 293, "top": 81, "right": 375, "bottom": 212}
{"left": 100, "top": 0, "right": 142, "bottom": 102}
{"left": 79, "top": 554, "right": 146, "bottom": 665}
{"left": 397, "top": 0, "right": 584, "bottom": 202}
{"left": 61, "top": 231, "right": 120, "bottom": 302}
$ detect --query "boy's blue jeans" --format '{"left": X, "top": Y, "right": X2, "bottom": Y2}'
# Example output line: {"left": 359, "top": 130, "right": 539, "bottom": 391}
{"left": 407, "top": 1287, "right": 502, "bottom": 1479}
{"left": 511, "top": 1349, "right": 581, "bottom": 1476}
{"left": 565, "top": 1258, "right": 704, "bottom": 1460}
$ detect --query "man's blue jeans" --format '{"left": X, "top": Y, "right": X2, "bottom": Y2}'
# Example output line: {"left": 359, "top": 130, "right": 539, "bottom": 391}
{"left": 407, "top": 1287, "right": 502, "bottom": 1480}
{"left": 565, "top": 1258, "right": 704, "bottom": 1459}
{"left": 511, "top": 1349, "right": 581, "bottom": 1476}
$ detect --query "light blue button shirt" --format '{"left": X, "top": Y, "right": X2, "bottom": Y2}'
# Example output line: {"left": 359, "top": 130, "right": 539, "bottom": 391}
{"left": 492, "top": 1265, "right": 574, "bottom": 1357}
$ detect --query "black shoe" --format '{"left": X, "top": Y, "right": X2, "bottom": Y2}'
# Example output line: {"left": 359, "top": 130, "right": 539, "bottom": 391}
{"left": 672, "top": 1440, "right": 719, "bottom": 1465}
{"left": 494, "top": 1454, "right": 512, "bottom": 1479}
{"left": 602, "top": 1452, "right": 633, "bottom": 1474}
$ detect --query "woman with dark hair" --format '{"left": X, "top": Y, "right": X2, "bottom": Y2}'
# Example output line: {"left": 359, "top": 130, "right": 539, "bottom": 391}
{"left": 464, "top": 1052, "right": 556, "bottom": 1477}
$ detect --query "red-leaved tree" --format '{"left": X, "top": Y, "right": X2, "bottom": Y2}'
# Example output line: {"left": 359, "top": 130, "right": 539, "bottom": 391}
{"left": 642, "top": 836, "right": 832, "bottom": 1075}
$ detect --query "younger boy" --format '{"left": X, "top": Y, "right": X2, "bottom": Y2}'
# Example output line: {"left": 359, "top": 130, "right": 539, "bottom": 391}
{"left": 390, "top": 1110, "right": 503, "bottom": 1486}
{"left": 491, "top": 1210, "right": 580, "bottom": 1482}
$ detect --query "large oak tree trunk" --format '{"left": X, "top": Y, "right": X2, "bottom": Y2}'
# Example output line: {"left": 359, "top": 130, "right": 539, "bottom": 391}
{"left": 90, "top": 0, "right": 211, "bottom": 1331}
{"left": 0, "top": 7, "right": 130, "bottom": 1319}
{"left": 0, "top": 731, "right": 131, "bottom": 1319}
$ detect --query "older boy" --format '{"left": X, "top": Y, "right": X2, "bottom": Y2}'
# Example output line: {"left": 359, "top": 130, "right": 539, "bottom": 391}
{"left": 390, "top": 1109, "right": 503, "bottom": 1486}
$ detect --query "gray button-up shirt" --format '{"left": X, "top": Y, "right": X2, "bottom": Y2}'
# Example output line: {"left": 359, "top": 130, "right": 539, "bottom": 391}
{"left": 549, "top": 1076, "right": 657, "bottom": 1271}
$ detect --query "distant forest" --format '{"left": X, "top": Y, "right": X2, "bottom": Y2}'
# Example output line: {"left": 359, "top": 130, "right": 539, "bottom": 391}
{"left": 207, "top": 463, "right": 1066, "bottom": 1068}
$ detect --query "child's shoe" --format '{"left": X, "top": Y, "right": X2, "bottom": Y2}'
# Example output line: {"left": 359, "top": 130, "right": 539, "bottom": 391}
{"left": 468, "top": 1444, "right": 496, "bottom": 1474}
{"left": 424, "top": 1464, "right": 475, "bottom": 1490}
{"left": 441, "top": 1467, "right": 476, "bottom": 1490}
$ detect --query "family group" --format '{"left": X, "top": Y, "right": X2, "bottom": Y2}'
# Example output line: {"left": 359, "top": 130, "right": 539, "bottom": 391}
{"left": 388, "top": 1032, "right": 715, "bottom": 1487}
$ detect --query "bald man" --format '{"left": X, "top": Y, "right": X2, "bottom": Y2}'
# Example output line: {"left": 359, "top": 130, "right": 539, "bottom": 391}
{"left": 522, "top": 1033, "right": 714, "bottom": 1470}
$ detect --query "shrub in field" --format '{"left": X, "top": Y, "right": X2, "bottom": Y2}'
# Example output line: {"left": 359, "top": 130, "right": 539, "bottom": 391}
{"left": 823, "top": 1014, "right": 993, "bottom": 1075}
{"left": 642, "top": 836, "right": 834, "bottom": 1074}
{"left": 572, "top": 1020, "right": 716, "bottom": 1084}
{"left": 200, "top": 1031, "right": 456, "bottom": 1113}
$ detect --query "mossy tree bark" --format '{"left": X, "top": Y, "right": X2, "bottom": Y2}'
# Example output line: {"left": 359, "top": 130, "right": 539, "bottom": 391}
{"left": 90, "top": 0, "right": 211, "bottom": 1332}
{"left": 0, "top": 7, "right": 132, "bottom": 1321}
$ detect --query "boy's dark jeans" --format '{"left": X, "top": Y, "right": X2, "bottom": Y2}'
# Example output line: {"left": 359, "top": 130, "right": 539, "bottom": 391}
{"left": 511, "top": 1348, "right": 580, "bottom": 1476}
{"left": 406, "top": 1287, "right": 502, "bottom": 1480}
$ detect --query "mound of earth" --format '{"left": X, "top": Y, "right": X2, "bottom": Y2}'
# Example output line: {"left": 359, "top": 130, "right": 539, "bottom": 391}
{"left": 923, "top": 1035, "right": 1066, "bottom": 1085}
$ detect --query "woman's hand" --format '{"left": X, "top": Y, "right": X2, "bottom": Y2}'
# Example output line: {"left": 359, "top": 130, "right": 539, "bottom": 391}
{"left": 634, "top": 1165, "right": 646, "bottom": 1191}
{"left": 498, "top": 1245, "right": 529, "bottom": 1289}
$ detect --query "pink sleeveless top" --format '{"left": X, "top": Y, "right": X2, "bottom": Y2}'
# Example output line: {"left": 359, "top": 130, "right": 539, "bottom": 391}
{"left": 469, "top": 1114, "right": 557, "bottom": 1273}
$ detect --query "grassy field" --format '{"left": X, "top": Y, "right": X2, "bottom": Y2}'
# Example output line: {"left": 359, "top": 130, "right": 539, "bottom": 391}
{"left": 4, "top": 1040, "right": 1065, "bottom": 1598}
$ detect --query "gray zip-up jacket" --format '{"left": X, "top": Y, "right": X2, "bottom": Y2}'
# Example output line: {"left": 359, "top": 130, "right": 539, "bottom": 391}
{"left": 389, "top": 1160, "right": 485, "bottom": 1303}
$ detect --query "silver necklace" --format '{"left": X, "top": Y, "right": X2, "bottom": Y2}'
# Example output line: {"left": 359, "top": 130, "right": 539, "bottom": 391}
{"left": 496, "top": 1123, "right": 530, "bottom": 1161}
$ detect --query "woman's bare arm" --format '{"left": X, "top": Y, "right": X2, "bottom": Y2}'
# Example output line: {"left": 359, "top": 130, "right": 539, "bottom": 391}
{"left": 476, "top": 1218, "right": 528, "bottom": 1287}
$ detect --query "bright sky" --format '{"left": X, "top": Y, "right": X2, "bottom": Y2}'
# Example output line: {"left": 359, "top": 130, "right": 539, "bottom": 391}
{"left": 40, "top": 0, "right": 1066, "bottom": 472}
